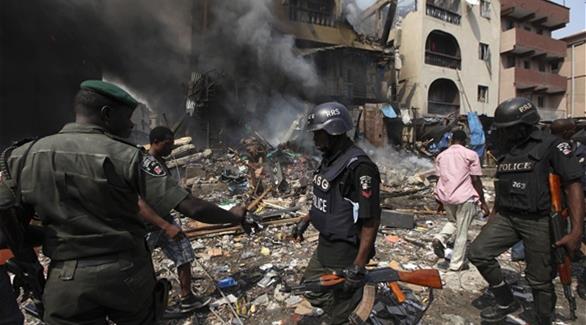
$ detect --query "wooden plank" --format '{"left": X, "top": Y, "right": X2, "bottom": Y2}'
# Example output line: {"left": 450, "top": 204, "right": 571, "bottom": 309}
{"left": 185, "top": 216, "right": 303, "bottom": 238}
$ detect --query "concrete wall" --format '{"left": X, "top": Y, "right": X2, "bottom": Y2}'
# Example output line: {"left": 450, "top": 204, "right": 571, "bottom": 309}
{"left": 559, "top": 32, "right": 586, "bottom": 116}
{"left": 392, "top": 0, "right": 500, "bottom": 116}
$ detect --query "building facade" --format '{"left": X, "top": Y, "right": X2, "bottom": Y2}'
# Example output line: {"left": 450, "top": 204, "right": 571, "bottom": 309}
{"left": 499, "top": 0, "right": 569, "bottom": 120}
{"left": 558, "top": 31, "right": 586, "bottom": 117}
{"left": 390, "top": 0, "right": 501, "bottom": 117}
{"left": 273, "top": 0, "right": 395, "bottom": 105}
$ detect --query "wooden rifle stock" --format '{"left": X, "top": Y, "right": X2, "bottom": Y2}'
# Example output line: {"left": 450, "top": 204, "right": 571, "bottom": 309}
{"left": 388, "top": 282, "right": 406, "bottom": 303}
{"left": 548, "top": 173, "right": 573, "bottom": 284}
{"left": 548, "top": 173, "right": 577, "bottom": 320}
{"left": 397, "top": 269, "right": 443, "bottom": 289}
{"left": 548, "top": 174, "right": 563, "bottom": 213}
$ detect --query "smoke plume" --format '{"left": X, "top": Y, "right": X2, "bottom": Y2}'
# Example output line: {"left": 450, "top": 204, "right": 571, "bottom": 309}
{"left": 47, "top": 0, "right": 318, "bottom": 145}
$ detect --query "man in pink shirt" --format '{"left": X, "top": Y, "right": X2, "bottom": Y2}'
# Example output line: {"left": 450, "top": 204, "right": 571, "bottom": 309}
{"left": 433, "top": 130, "right": 489, "bottom": 271}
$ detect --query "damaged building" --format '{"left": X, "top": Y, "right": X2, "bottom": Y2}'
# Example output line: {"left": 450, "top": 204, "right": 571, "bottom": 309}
{"left": 389, "top": 0, "right": 501, "bottom": 117}
{"left": 185, "top": 0, "right": 397, "bottom": 148}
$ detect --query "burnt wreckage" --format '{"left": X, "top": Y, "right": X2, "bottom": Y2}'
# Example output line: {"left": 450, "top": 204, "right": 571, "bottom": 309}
{"left": 184, "top": 0, "right": 397, "bottom": 148}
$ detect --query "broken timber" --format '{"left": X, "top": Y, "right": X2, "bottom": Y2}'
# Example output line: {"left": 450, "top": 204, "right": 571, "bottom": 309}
{"left": 185, "top": 216, "right": 303, "bottom": 239}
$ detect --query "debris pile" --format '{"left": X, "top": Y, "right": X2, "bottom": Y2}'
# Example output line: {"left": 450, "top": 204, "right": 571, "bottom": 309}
{"left": 21, "top": 136, "right": 586, "bottom": 324}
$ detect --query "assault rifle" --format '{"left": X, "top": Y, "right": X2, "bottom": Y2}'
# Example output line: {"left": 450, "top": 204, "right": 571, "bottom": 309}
{"left": 548, "top": 173, "right": 577, "bottom": 320}
{"left": 283, "top": 267, "right": 443, "bottom": 294}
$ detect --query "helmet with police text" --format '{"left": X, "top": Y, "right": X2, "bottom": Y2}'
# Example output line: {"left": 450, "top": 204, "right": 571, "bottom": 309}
{"left": 493, "top": 97, "right": 540, "bottom": 128}
{"left": 305, "top": 102, "right": 353, "bottom": 135}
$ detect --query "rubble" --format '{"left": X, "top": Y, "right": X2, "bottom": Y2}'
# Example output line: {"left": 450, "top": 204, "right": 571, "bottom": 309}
{"left": 21, "top": 136, "right": 586, "bottom": 325}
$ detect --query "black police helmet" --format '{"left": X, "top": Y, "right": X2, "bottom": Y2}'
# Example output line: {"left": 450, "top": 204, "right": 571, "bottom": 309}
{"left": 306, "top": 102, "right": 353, "bottom": 135}
{"left": 493, "top": 97, "right": 540, "bottom": 129}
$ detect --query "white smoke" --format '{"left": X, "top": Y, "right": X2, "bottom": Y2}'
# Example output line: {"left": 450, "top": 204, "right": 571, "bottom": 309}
{"left": 357, "top": 140, "right": 434, "bottom": 186}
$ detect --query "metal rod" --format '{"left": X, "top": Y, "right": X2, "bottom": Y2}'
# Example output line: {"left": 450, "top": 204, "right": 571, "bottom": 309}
{"left": 193, "top": 258, "right": 244, "bottom": 324}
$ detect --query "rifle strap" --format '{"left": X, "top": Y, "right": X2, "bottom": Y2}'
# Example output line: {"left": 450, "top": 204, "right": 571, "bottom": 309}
{"left": 1, "top": 138, "right": 39, "bottom": 205}
{"left": 349, "top": 284, "right": 376, "bottom": 325}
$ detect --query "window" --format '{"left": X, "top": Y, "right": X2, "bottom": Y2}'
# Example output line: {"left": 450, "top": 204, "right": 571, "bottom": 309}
{"left": 524, "top": 26, "right": 531, "bottom": 31}
{"left": 539, "top": 62, "right": 545, "bottom": 72}
{"left": 478, "top": 86, "right": 489, "bottom": 103}
{"left": 523, "top": 60, "right": 530, "bottom": 69}
{"left": 550, "top": 62, "right": 560, "bottom": 72}
{"left": 537, "top": 29, "right": 544, "bottom": 35}
{"left": 505, "top": 55, "right": 515, "bottom": 68}
{"left": 537, "top": 96, "right": 544, "bottom": 108}
{"left": 480, "top": 0, "right": 491, "bottom": 18}
{"left": 479, "top": 43, "right": 490, "bottom": 61}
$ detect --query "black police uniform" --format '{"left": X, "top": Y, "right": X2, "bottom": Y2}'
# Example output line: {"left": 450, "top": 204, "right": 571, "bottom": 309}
{"left": 469, "top": 128, "right": 583, "bottom": 320}
{"left": 301, "top": 138, "right": 381, "bottom": 324}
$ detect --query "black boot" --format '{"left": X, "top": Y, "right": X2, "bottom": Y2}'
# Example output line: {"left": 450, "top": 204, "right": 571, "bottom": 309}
{"left": 535, "top": 313, "right": 553, "bottom": 325}
{"left": 480, "top": 283, "right": 520, "bottom": 322}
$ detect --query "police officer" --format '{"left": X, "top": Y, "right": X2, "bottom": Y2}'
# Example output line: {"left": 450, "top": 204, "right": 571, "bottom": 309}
{"left": 0, "top": 80, "right": 254, "bottom": 324}
{"left": 468, "top": 98, "right": 585, "bottom": 324}
{"left": 550, "top": 118, "right": 586, "bottom": 300}
{"left": 291, "top": 102, "right": 381, "bottom": 324}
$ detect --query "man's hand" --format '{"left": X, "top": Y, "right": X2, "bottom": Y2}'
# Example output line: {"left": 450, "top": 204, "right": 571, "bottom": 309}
{"left": 229, "top": 205, "right": 247, "bottom": 219}
{"left": 231, "top": 205, "right": 262, "bottom": 235}
{"left": 343, "top": 265, "right": 366, "bottom": 292}
{"left": 241, "top": 213, "right": 263, "bottom": 235}
{"left": 556, "top": 232, "right": 583, "bottom": 254}
{"left": 291, "top": 219, "right": 310, "bottom": 242}
{"left": 162, "top": 223, "right": 182, "bottom": 240}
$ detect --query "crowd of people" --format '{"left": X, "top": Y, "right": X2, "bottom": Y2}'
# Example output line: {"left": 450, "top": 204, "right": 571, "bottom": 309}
{"left": 0, "top": 81, "right": 585, "bottom": 325}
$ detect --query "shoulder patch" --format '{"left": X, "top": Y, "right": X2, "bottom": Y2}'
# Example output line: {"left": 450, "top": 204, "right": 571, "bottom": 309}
{"left": 141, "top": 155, "right": 167, "bottom": 177}
{"left": 556, "top": 142, "right": 572, "bottom": 156}
{"left": 360, "top": 175, "right": 373, "bottom": 198}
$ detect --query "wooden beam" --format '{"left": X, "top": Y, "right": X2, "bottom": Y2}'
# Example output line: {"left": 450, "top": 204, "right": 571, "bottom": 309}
{"left": 185, "top": 216, "right": 303, "bottom": 238}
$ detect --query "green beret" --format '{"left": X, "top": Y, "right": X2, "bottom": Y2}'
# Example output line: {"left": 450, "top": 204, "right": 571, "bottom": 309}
{"left": 80, "top": 80, "right": 138, "bottom": 108}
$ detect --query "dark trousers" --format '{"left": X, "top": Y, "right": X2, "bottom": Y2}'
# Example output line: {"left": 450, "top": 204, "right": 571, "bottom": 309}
{"left": 0, "top": 265, "right": 24, "bottom": 325}
{"left": 43, "top": 247, "right": 156, "bottom": 325}
{"left": 301, "top": 249, "right": 363, "bottom": 325}
{"left": 469, "top": 212, "right": 556, "bottom": 319}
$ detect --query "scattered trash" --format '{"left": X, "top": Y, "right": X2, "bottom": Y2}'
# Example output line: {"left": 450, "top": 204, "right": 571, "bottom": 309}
{"left": 217, "top": 277, "right": 238, "bottom": 289}
{"left": 260, "top": 247, "right": 271, "bottom": 256}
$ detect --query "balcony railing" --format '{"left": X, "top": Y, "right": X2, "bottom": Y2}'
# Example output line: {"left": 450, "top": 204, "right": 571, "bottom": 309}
{"left": 289, "top": 7, "right": 335, "bottom": 27}
{"left": 425, "top": 50, "right": 461, "bottom": 69}
{"left": 426, "top": 4, "right": 461, "bottom": 25}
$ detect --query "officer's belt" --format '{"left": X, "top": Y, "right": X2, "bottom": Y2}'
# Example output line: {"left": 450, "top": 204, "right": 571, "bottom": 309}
{"left": 51, "top": 254, "right": 119, "bottom": 268}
